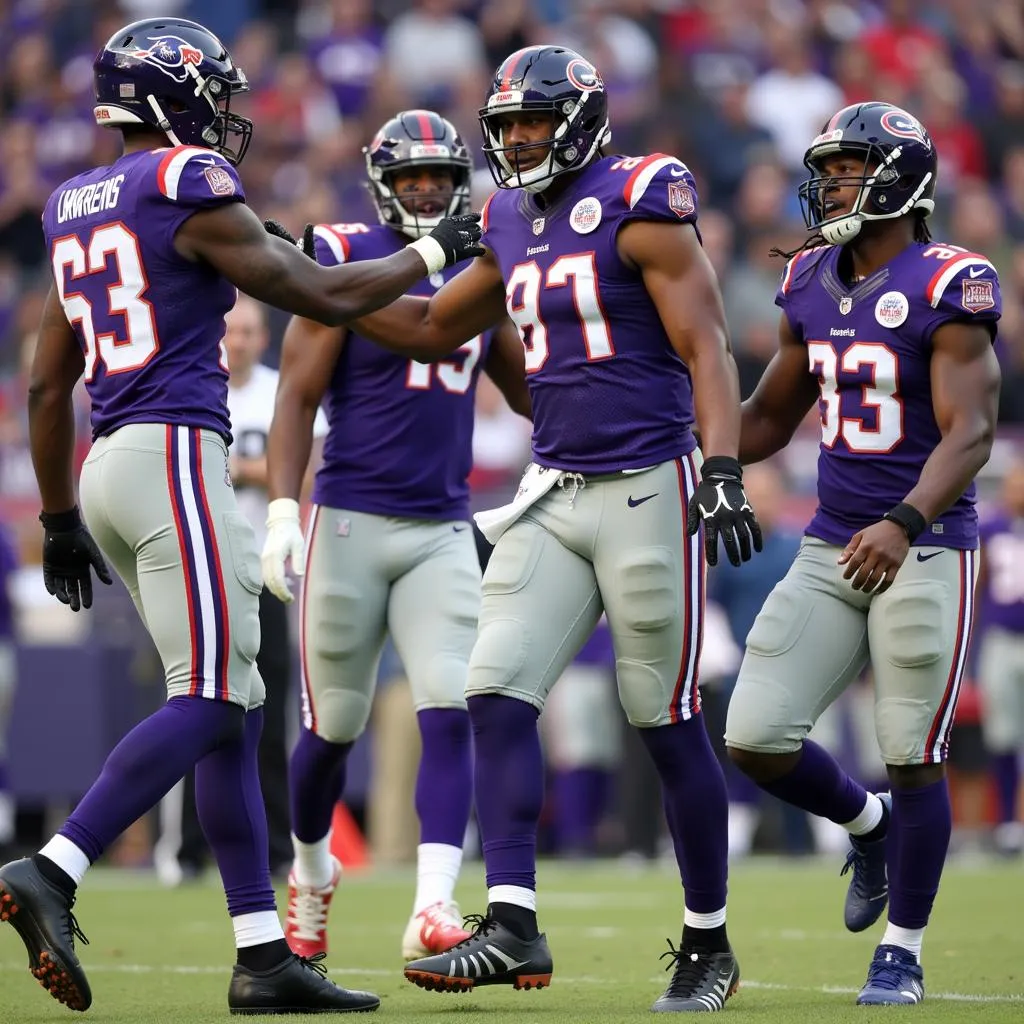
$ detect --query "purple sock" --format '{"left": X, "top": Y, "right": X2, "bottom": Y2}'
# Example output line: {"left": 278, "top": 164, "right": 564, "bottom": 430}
{"left": 553, "top": 768, "right": 609, "bottom": 855}
{"left": 195, "top": 708, "right": 276, "bottom": 918}
{"left": 288, "top": 728, "right": 352, "bottom": 843}
{"left": 887, "top": 778, "right": 951, "bottom": 929}
{"left": 0, "top": 763, "right": 8, "bottom": 791}
{"left": 468, "top": 694, "right": 543, "bottom": 891}
{"left": 640, "top": 716, "right": 728, "bottom": 913}
{"left": 759, "top": 740, "right": 869, "bottom": 825}
{"left": 60, "top": 696, "right": 242, "bottom": 862}
{"left": 991, "top": 752, "right": 1020, "bottom": 824}
{"left": 416, "top": 708, "right": 472, "bottom": 847}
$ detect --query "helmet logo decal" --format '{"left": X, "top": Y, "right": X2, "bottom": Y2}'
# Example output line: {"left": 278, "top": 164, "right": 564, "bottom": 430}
{"left": 880, "top": 108, "right": 926, "bottom": 144}
{"left": 132, "top": 36, "right": 206, "bottom": 83}
{"left": 566, "top": 58, "right": 602, "bottom": 93}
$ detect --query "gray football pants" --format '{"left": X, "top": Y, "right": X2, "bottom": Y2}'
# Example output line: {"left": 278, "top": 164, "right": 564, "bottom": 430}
{"left": 978, "top": 627, "right": 1024, "bottom": 753}
{"left": 300, "top": 506, "right": 481, "bottom": 743}
{"left": 79, "top": 423, "right": 265, "bottom": 709}
{"left": 466, "top": 455, "right": 705, "bottom": 727}
{"left": 726, "top": 536, "right": 978, "bottom": 765}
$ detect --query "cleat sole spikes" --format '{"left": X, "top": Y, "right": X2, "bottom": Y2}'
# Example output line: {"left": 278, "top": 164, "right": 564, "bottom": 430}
{"left": 513, "top": 974, "right": 552, "bottom": 990}
{"left": 29, "top": 951, "right": 88, "bottom": 1012}
{"left": 404, "top": 971, "right": 474, "bottom": 992}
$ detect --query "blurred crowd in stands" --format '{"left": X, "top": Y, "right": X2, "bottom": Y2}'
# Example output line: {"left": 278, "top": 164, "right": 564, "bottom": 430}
{"left": 0, "top": 0, "right": 1022, "bottom": 864}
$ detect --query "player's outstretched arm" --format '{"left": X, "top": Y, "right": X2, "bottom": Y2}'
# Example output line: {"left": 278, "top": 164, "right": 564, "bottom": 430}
{"left": 261, "top": 314, "right": 346, "bottom": 603}
{"left": 901, "top": 321, "right": 1001, "bottom": 523}
{"left": 27, "top": 287, "right": 113, "bottom": 610}
{"left": 620, "top": 219, "right": 761, "bottom": 566}
{"left": 175, "top": 203, "right": 482, "bottom": 326}
{"left": 739, "top": 312, "right": 820, "bottom": 464}
{"left": 352, "top": 248, "right": 508, "bottom": 361}
{"left": 483, "top": 318, "right": 531, "bottom": 419}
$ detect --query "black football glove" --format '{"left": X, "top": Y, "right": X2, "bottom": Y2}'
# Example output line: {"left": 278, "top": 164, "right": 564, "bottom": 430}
{"left": 263, "top": 219, "right": 316, "bottom": 259}
{"left": 428, "top": 213, "right": 486, "bottom": 267}
{"left": 686, "top": 456, "right": 763, "bottom": 568}
{"left": 40, "top": 507, "right": 113, "bottom": 612}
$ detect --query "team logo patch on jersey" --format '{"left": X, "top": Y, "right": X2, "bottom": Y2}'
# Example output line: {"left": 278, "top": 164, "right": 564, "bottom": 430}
{"left": 570, "top": 197, "right": 602, "bottom": 234}
{"left": 204, "top": 165, "right": 236, "bottom": 196}
{"left": 532, "top": 217, "right": 545, "bottom": 235}
{"left": 667, "top": 181, "right": 695, "bottom": 218}
{"left": 839, "top": 296, "right": 853, "bottom": 315}
{"left": 133, "top": 35, "right": 205, "bottom": 84}
{"left": 961, "top": 278, "right": 995, "bottom": 312}
{"left": 874, "top": 290, "right": 909, "bottom": 329}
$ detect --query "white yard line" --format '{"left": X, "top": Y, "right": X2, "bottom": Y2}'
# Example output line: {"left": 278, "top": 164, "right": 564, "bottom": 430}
{"left": 0, "top": 962, "right": 1020, "bottom": 1003}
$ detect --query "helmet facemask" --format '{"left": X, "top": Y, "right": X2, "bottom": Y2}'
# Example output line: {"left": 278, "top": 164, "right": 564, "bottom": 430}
{"left": 370, "top": 162, "right": 470, "bottom": 239}
{"left": 799, "top": 141, "right": 935, "bottom": 245}
{"left": 480, "top": 96, "right": 610, "bottom": 193}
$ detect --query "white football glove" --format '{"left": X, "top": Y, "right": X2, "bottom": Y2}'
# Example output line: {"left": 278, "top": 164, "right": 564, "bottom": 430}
{"left": 261, "top": 498, "right": 306, "bottom": 603}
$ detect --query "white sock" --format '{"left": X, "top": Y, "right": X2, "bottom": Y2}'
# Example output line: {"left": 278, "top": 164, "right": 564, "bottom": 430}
{"left": 844, "top": 792, "right": 885, "bottom": 836}
{"left": 488, "top": 884, "right": 536, "bottom": 911}
{"left": 233, "top": 910, "right": 285, "bottom": 948}
{"left": 38, "top": 835, "right": 91, "bottom": 887}
{"left": 413, "top": 842, "right": 463, "bottom": 914}
{"left": 727, "top": 803, "right": 758, "bottom": 857}
{"left": 291, "top": 834, "right": 335, "bottom": 889}
{"left": 0, "top": 792, "right": 14, "bottom": 843}
{"left": 684, "top": 906, "right": 726, "bottom": 929}
{"left": 881, "top": 923, "right": 924, "bottom": 962}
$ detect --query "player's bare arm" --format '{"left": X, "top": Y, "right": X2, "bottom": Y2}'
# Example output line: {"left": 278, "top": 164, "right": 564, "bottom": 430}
{"left": 27, "top": 286, "right": 87, "bottom": 513}
{"left": 839, "top": 321, "right": 1001, "bottom": 594}
{"left": 267, "top": 315, "right": 346, "bottom": 502}
{"left": 352, "top": 247, "right": 507, "bottom": 360}
{"left": 27, "top": 286, "right": 112, "bottom": 609}
{"left": 619, "top": 219, "right": 740, "bottom": 458}
{"left": 483, "top": 318, "right": 531, "bottom": 419}
{"left": 619, "top": 218, "right": 761, "bottom": 565}
{"left": 175, "top": 202, "right": 478, "bottom": 327}
{"left": 739, "top": 312, "right": 820, "bottom": 464}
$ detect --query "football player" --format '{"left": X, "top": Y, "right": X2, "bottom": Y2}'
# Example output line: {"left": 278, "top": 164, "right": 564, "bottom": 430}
{"left": 0, "top": 16, "right": 482, "bottom": 1014}
{"left": 261, "top": 109, "right": 529, "bottom": 964}
{"left": 724, "top": 102, "right": 1002, "bottom": 1005}
{"left": 976, "top": 460, "right": 1024, "bottom": 855}
{"left": 351, "top": 45, "right": 760, "bottom": 1011}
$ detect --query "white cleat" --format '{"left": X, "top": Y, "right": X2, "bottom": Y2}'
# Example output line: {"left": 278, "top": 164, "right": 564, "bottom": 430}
{"left": 401, "top": 901, "right": 472, "bottom": 961}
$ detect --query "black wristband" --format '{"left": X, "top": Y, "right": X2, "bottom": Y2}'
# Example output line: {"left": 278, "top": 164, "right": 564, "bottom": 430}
{"left": 882, "top": 502, "right": 927, "bottom": 543}
{"left": 700, "top": 455, "right": 743, "bottom": 481}
{"left": 39, "top": 507, "right": 82, "bottom": 532}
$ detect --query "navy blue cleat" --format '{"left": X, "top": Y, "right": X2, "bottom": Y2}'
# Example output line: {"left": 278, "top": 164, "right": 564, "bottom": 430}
{"left": 856, "top": 944, "right": 924, "bottom": 1005}
{"left": 841, "top": 792, "right": 891, "bottom": 932}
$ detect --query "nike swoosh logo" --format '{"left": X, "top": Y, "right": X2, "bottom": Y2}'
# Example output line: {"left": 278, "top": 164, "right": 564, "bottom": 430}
{"left": 968, "top": 267, "right": 987, "bottom": 277}
{"left": 453, "top": 525, "right": 468, "bottom": 533}
{"left": 916, "top": 550, "right": 942, "bottom": 562}
{"left": 669, "top": 167, "right": 687, "bottom": 176}
{"left": 627, "top": 493, "right": 659, "bottom": 507}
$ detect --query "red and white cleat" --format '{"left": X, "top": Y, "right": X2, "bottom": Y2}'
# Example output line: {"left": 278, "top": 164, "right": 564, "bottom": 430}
{"left": 284, "top": 857, "right": 342, "bottom": 959}
{"left": 401, "top": 901, "right": 472, "bottom": 960}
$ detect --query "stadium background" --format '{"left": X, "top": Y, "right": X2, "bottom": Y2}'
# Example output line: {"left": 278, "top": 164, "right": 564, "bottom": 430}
{"left": 0, "top": 0, "right": 1021, "bottom": 867}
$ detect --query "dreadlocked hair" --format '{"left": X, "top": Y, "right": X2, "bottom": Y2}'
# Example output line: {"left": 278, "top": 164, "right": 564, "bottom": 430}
{"left": 769, "top": 209, "right": 932, "bottom": 261}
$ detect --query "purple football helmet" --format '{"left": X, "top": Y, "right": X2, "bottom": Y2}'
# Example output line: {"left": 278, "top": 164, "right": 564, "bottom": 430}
{"left": 93, "top": 18, "right": 252, "bottom": 164}
{"left": 364, "top": 110, "right": 472, "bottom": 239}
{"left": 479, "top": 45, "right": 610, "bottom": 193}
{"left": 799, "top": 101, "right": 937, "bottom": 245}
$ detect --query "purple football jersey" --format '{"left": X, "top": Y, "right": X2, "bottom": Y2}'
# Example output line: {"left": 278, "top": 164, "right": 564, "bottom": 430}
{"left": 309, "top": 222, "right": 490, "bottom": 521}
{"left": 778, "top": 241, "right": 1002, "bottom": 549}
{"left": 0, "top": 522, "right": 16, "bottom": 640}
{"left": 978, "top": 514, "right": 1024, "bottom": 632}
{"left": 481, "top": 153, "right": 700, "bottom": 473}
{"left": 41, "top": 145, "right": 244, "bottom": 441}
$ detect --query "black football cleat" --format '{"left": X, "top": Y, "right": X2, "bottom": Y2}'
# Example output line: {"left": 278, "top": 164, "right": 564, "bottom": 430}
{"left": 0, "top": 857, "right": 91, "bottom": 1011}
{"left": 228, "top": 952, "right": 379, "bottom": 1015}
{"left": 841, "top": 792, "right": 891, "bottom": 932}
{"left": 403, "top": 915, "right": 553, "bottom": 992}
{"left": 652, "top": 940, "right": 740, "bottom": 1012}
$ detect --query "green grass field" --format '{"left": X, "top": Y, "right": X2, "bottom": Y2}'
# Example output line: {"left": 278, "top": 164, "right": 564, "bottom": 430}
{"left": 0, "top": 857, "right": 1021, "bottom": 1023}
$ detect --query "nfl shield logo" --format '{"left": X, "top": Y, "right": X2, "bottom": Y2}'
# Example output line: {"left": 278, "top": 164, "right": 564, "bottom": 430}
{"left": 532, "top": 218, "right": 545, "bottom": 235}
{"left": 839, "top": 296, "right": 852, "bottom": 315}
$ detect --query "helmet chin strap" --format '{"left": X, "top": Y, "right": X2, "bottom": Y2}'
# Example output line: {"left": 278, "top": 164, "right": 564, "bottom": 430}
{"left": 147, "top": 95, "right": 184, "bottom": 147}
